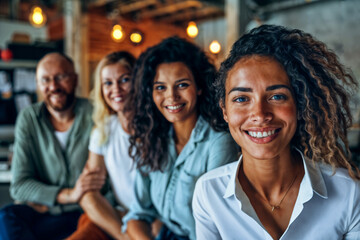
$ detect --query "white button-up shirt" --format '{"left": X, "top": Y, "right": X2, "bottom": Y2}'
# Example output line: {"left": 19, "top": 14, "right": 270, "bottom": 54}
{"left": 193, "top": 149, "right": 360, "bottom": 240}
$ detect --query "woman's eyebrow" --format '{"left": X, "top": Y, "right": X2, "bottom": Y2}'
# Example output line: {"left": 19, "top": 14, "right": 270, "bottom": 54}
{"left": 153, "top": 78, "right": 190, "bottom": 84}
{"left": 117, "top": 73, "right": 130, "bottom": 79}
{"left": 175, "top": 78, "right": 191, "bottom": 83}
{"left": 228, "top": 87, "right": 252, "bottom": 95}
{"left": 228, "top": 84, "right": 291, "bottom": 95}
{"left": 266, "top": 84, "right": 291, "bottom": 91}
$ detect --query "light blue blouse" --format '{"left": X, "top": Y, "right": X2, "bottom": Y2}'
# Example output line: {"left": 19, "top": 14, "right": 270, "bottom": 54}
{"left": 122, "top": 117, "right": 239, "bottom": 240}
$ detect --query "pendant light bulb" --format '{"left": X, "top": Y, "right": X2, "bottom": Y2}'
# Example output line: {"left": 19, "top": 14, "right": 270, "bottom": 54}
{"left": 29, "top": 6, "right": 46, "bottom": 27}
{"left": 187, "top": 21, "right": 198, "bottom": 38}
{"left": 111, "top": 24, "right": 124, "bottom": 42}
{"left": 209, "top": 40, "right": 221, "bottom": 54}
{"left": 130, "top": 31, "right": 143, "bottom": 45}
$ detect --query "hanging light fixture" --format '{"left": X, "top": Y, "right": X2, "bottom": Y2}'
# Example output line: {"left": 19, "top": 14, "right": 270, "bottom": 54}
{"left": 130, "top": 30, "right": 144, "bottom": 45}
{"left": 111, "top": 24, "right": 125, "bottom": 42}
{"left": 29, "top": 6, "right": 46, "bottom": 27}
{"left": 186, "top": 21, "right": 198, "bottom": 38}
{"left": 209, "top": 40, "right": 221, "bottom": 54}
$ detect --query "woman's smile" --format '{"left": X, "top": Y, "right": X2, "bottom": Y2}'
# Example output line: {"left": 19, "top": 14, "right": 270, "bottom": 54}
{"left": 165, "top": 103, "right": 186, "bottom": 112}
{"left": 244, "top": 127, "right": 281, "bottom": 143}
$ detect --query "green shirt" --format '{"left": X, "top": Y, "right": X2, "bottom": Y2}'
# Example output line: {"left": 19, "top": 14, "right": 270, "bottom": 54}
{"left": 10, "top": 98, "right": 93, "bottom": 211}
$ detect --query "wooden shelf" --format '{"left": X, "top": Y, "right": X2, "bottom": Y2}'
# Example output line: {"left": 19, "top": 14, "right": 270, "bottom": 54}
{"left": 0, "top": 60, "right": 37, "bottom": 69}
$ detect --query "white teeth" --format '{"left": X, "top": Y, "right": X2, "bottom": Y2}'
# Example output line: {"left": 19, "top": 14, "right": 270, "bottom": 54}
{"left": 50, "top": 94, "right": 62, "bottom": 99}
{"left": 114, "top": 97, "right": 122, "bottom": 102}
{"left": 248, "top": 130, "right": 277, "bottom": 138}
{"left": 166, "top": 104, "right": 183, "bottom": 110}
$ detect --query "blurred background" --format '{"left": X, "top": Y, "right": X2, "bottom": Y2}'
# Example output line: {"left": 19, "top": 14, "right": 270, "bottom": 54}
{"left": 0, "top": 0, "right": 359, "bottom": 206}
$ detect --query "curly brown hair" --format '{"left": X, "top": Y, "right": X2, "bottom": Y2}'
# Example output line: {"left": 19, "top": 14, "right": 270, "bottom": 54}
{"left": 126, "top": 37, "right": 222, "bottom": 172}
{"left": 215, "top": 24, "right": 360, "bottom": 179}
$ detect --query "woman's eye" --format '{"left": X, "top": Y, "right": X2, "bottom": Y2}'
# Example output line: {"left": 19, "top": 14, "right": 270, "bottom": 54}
{"left": 103, "top": 81, "right": 112, "bottom": 86}
{"left": 121, "top": 76, "right": 130, "bottom": 83}
{"left": 233, "top": 96, "right": 248, "bottom": 103}
{"left": 178, "top": 83, "right": 189, "bottom": 88}
{"left": 270, "top": 94, "right": 287, "bottom": 101}
{"left": 154, "top": 85, "right": 165, "bottom": 91}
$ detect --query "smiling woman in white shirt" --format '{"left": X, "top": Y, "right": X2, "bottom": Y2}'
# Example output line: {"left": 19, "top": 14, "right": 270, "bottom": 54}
{"left": 192, "top": 24, "right": 360, "bottom": 240}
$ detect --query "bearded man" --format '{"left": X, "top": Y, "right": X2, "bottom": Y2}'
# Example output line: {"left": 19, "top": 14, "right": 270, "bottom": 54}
{"left": 0, "top": 53, "right": 105, "bottom": 240}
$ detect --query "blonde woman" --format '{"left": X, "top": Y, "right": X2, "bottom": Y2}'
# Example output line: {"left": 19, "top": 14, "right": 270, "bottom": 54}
{"left": 68, "top": 51, "right": 136, "bottom": 240}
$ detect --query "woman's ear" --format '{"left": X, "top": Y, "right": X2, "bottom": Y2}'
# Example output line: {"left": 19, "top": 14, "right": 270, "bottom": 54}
{"left": 220, "top": 100, "right": 228, "bottom": 122}
{"left": 197, "top": 89, "right": 202, "bottom": 96}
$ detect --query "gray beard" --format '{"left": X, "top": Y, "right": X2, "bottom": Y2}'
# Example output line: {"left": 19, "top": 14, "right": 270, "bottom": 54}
{"left": 45, "top": 92, "right": 76, "bottom": 112}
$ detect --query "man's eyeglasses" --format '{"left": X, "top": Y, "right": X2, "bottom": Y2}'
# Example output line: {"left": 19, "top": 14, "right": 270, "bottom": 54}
{"left": 38, "top": 73, "right": 74, "bottom": 86}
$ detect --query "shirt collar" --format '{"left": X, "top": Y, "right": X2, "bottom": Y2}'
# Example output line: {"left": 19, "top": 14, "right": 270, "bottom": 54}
{"left": 223, "top": 147, "right": 328, "bottom": 201}
{"left": 191, "top": 116, "right": 207, "bottom": 143}
{"left": 35, "top": 101, "right": 46, "bottom": 117}
{"left": 170, "top": 116, "right": 208, "bottom": 167}
{"left": 296, "top": 148, "right": 328, "bottom": 199}
{"left": 169, "top": 116, "right": 207, "bottom": 145}
{"left": 224, "top": 155, "right": 242, "bottom": 198}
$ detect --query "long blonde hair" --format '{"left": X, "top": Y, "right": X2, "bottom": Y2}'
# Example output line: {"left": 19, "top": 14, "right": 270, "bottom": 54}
{"left": 91, "top": 51, "right": 136, "bottom": 144}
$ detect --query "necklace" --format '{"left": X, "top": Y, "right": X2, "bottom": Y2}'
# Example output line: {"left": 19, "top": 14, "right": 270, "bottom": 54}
{"left": 247, "top": 173, "right": 298, "bottom": 212}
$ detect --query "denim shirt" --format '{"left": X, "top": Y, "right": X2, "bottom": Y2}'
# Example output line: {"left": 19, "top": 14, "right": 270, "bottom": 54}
{"left": 122, "top": 117, "right": 239, "bottom": 240}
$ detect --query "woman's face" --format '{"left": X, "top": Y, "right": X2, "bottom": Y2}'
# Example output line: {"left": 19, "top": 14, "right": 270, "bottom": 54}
{"left": 221, "top": 56, "right": 297, "bottom": 160}
{"left": 152, "top": 62, "right": 201, "bottom": 125}
{"left": 101, "top": 62, "right": 131, "bottom": 113}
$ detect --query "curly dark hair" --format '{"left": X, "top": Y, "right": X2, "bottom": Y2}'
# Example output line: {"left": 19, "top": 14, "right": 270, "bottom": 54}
{"left": 126, "top": 36, "right": 222, "bottom": 172}
{"left": 215, "top": 24, "right": 360, "bottom": 179}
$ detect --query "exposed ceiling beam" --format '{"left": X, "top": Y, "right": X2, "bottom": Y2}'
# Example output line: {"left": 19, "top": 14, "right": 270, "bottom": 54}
{"left": 162, "top": 6, "right": 223, "bottom": 23}
{"left": 118, "top": 0, "right": 158, "bottom": 14}
{"left": 140, "top": 0, "right": 204, "bottom": 19}
{"left": 88, "top": 0, "right": 118, "bottom": 7}
{"left": 198, "top": 0, "right": 225, "bottom": 8}
{"left": 255, "top": 0, "right": 323, "bottom": 15}
{"left": 88, "top": 0, "right": 225, "bottom": 24}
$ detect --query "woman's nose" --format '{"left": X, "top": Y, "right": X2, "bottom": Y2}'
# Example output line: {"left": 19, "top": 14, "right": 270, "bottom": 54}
{"left": 249, "top": 101, "right": 273, "bottom": 123}
{"left": 166, "top": 87, "right": 179, "bottom": 100}
{"left": 113, "top": 81, "right": 124, "bottom": 92}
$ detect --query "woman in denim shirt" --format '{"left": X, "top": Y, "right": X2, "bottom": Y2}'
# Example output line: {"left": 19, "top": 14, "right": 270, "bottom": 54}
{"left": 122, "top": 37, "right": 239, "bottom": 240}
